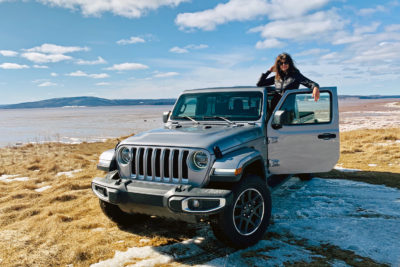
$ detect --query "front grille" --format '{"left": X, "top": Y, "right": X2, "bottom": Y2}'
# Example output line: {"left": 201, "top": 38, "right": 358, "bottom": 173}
{"left": 130, "top": 147, "right": 190, "bottom": 183}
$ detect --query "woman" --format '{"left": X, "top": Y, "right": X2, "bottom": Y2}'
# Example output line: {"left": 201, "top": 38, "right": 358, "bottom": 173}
{"left": 257, "top": 53, "right": 320, "bottom": 102}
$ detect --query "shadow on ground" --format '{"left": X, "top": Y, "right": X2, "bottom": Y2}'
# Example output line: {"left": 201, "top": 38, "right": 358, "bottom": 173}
{"left": 317, "top": 169, "right": 400, "bottom": 189}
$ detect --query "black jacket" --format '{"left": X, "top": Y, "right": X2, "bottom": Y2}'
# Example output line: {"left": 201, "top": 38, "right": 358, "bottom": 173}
{"left": 256, "top": 70, "right": 319, "bottom": 93}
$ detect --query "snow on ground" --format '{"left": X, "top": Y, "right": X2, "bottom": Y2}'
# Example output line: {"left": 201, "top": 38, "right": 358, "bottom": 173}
{"left": 0, "top": 174, "right": 30, "bottom": 183}
{"left": 56, "top": 169, "right": 82, "bottom": 178}
{"left": 92, "top": 178, "right": 400, "bottom": 267}
{"left": 34, "top": 185, "right": 52, "bottom": 192}
{"left": 339, "top": 109, "right": 400, "bottom": 132}
{"left": 334, "top": 165, "right": 361, "bottom": 172}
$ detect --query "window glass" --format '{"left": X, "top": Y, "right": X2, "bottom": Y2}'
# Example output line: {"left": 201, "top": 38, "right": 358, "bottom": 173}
{"left": 171, "top": 91, "right": 263, "bottom": 121}
{"left": 177, "top": 97, "right": 197, "bottom": 116}
{"left": 278, "top": 92, "right": 331, "bottom": 125}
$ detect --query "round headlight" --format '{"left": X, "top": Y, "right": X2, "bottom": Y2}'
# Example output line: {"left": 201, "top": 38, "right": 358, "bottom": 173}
{"left": 193, "top": 151, "right": 208, "bottom": 169}
{"left": 119, "top": 147, "right": 131, "bottom": 164}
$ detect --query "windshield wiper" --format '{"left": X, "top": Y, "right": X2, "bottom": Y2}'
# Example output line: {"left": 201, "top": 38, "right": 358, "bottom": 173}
{"left": 204, "top": 116, "right": 235, "bottom": 125}
{"left": 183, "top": 115, "right": 200, "bottom": 124}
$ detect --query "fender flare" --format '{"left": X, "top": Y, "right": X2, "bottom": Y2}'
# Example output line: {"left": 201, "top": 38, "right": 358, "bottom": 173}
{"left": 209, "top": 147, "right": 266, "bottom": 183}
{"left": 97, "top": 149, "right": 117, "bottom": 172}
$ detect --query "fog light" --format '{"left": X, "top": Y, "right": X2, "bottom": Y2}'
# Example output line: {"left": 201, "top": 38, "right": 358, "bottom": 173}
{"left": 192, "top": 199, "right": 200, "bottom": 208}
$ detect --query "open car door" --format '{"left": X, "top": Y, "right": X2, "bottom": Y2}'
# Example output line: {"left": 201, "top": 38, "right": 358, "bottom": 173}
{"left": 267, "top": 87, "right": 339, "bottom": 174}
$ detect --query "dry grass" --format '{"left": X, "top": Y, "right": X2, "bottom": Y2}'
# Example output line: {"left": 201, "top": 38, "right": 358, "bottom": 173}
{"left": 317, "top": 128, "right": 400, "bottom": 189}
{"left": 0, "top": 128, "right": 399, "bottom": 266}
{"left": 0, "top": 138, "right": 197, "bottom": 267}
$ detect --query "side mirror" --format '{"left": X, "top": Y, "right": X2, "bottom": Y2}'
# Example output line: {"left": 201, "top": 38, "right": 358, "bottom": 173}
{"left": 271, "top": 110, "right": 285, "bottom": 129}
{"left": 162, "top": 111, "right": 171, "bottom": 123}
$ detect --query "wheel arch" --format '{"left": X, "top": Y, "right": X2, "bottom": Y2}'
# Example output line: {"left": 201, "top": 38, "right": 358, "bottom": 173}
{"left": 209, "top": 147, "right": 267, "bottom": 188}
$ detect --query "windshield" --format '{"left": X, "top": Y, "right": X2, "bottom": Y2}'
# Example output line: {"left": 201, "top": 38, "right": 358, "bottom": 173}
{"left": 171, "top": 91, "right": 263, "bottom": 121}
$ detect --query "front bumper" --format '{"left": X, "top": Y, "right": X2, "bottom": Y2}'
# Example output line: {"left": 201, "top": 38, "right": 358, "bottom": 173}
{"left": 92, "top": 175, "right": 232, "bottom": 222}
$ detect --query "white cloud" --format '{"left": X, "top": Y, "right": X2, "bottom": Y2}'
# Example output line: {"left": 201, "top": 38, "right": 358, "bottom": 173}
{"left": 295, "top": 48, "right": 330, "bottom": 57}
{"left": 67, "top": 70, "right": 87, "bottom": 77}
{"left": 36, "top": 0, "right": 189, "bottom": 18}
{"left": 33, "top": 64, "right": 49, "bottom": 69}
{"left": 51, "top": 72, "right": 58, "bottom": 77}
{"left": 117, "top": 36, "right": 145, "bottom": 45}
{"left": 250, "top": 9, "right": 346, "bottom": 45}
{"left": 354, "top": 22, "right": 381, "bottom": 35}
{"left": 154, "top": 72, "right": 179, "bottom": 78}
{"left": 96, "top": 82, "right": 110, "bottom": 86}
{"left": 38, "top": 81, "right": 57, "bottom": 87}
{"left": 357, "top": 5, "right": 386, "bottom": 16}
{"left": 185, "top": 44, "right": 208, "bottom": 50}
{"left": 21, "top": 43, "right": 89, "bottom": 63}
{"left": 385, "top": 24, "right": 400, "bottom": 32}
{"left": 176, "top": 0, "right": 269, "bottom": 31}
{"left": 67, "top": 70, "right": 110, "bottom": 78}
{"left": 25, "top": 43, "right": 89, "bottom": 54}
{"left": 76, "top": 56, "right": 107, "bottom": 65}
{"left": 350, "top": 41, "right": 400, "bottom": 64}
{"left": 255, "top": 38, "right": 285, "bottom": 49}
{"left": 21, "top": 52, "right": 72, "bottom": 63}
{"left": 170, "top": 44, "right": 208, "bottom": 53}
{"left": 0, "top": 63, "right": 29, "bottom": 69}
{"left": 0, "top": 50, "right": 18, "bottom": 57}
{"left": 106, "top": 62, "right": 149, "bottom": 71}
{"left": 175, "top": 0, "right": 329, "bottom": 31}
{"left": 90, "top": 73, "right": 109, "bottom": 79}
{"left": 169, "top": 46, "right": 188, "bottom": 53}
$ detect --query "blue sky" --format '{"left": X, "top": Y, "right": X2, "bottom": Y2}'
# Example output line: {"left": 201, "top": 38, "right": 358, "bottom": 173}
{"left": 0, "top": 0, "right": 399, "bottom": 104}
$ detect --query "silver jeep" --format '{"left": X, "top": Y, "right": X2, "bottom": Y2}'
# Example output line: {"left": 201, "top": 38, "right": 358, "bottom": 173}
{"left": 92, "top": 86, "right": 339, "bottom": 248}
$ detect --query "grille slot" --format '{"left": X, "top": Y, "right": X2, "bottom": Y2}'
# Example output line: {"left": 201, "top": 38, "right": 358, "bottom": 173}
{"left": 131, "top": 147, "right": 189, "bottom": 183}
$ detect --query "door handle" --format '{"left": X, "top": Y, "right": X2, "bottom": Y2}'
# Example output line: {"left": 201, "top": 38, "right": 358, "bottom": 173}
{"left": 318, "top": 133, "right": 336, "bottom": 140}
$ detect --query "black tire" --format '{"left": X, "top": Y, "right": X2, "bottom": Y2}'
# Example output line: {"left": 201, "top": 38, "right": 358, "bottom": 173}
{"left": 99, "top": 199, "right": 135, "bottom": 226}
{"left": 211, "top": 175, "right": 272, "bottom": 248}
{"left": 298, "top": 173, "right": 313, "bottom": 181}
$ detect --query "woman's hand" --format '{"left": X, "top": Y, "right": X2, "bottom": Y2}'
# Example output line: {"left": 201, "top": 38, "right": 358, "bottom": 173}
{"left": 312, "top": 86, "right": 320, "bottom": 101}
{"left": 269, "top": 66, "right": 275, "bottom": 72}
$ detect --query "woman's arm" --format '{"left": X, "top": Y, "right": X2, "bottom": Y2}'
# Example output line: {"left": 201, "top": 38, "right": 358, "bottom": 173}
{"left": 256, "top": 71, "right": 275, "bottom": 87}
{"left": 297, "top": 71, "right": 320, "bottom": 101}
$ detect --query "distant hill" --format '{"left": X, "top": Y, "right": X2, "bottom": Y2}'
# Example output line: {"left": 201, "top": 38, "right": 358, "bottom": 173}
{"left": 0, "top": 96, "right": 177, "bottom": 109}
{"left": 0, "top": 94, "right": 399, "bottom": 109}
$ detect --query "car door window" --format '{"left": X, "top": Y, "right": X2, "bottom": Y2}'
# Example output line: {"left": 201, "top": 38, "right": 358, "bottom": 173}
{"left": 278, "top": 92, "right": 331, "bottom": 125}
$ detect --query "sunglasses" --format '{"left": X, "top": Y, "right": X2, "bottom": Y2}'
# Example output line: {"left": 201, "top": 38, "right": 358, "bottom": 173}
{"left": 279, "top": 61, "right": 289, "bottom": 66}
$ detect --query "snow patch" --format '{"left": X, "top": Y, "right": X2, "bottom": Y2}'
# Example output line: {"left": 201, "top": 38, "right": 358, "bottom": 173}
{"left": 0, "top": 174, "right": 30, "bottom": 183}
{"left": 200, "top": 239, "right": 315, "bottom": 266}
{"left": 270, "top": 178, "right": 400, "bottom": 266}
{"left": 35, "top": 185, "right": 52, "bottom": 192}
{"left": 92, "top": 178, "right": 400, "bottom": 266}
{"left": 91, "top": 246, "right": 173, "bottom": 267}
{"left": 384, "top": 102, "right": 400, "bottom": 109}
{"left": 91, "top": 228, "right": 105, "bottom": 232}
{"left": 56, "top": 169, "right": 82, "bottom": 178}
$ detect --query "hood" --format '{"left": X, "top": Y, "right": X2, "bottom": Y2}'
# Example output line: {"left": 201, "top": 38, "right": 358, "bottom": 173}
{"left": 120, "top": 123, "right": 263, "bottom": 154}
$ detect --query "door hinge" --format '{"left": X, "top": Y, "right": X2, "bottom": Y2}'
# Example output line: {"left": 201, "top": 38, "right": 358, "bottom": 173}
{"left": 268, "top": 137, "right": 278, "bottom": 144}
{"left": 268, "top": 159, "right": 280, "bottom": 167}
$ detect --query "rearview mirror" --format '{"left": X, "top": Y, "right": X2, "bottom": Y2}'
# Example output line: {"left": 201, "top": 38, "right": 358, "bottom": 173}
{"left": 162, "top": 111, "right": 171, "bottom": 123}
{"left": 272, "top": 110, "right": 285, "bottom": 129}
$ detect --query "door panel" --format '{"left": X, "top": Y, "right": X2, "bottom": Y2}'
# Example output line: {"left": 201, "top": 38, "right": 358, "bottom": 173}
{"left": 267, "top": 87, "right": 339, "bottom": 174}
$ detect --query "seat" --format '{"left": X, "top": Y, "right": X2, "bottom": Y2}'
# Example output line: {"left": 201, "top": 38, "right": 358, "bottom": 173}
{"left": 233, "top": 99, "right": 244, "bottom": 115}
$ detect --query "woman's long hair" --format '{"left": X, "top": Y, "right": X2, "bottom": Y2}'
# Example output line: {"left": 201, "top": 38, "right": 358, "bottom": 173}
{"left": 273, "top": 53, "right": 298, "bottom": 81}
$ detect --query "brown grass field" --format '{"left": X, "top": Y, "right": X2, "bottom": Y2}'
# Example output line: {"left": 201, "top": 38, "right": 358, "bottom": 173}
{"left": 0, "top": 128, "right": 399, "bottom": 266}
